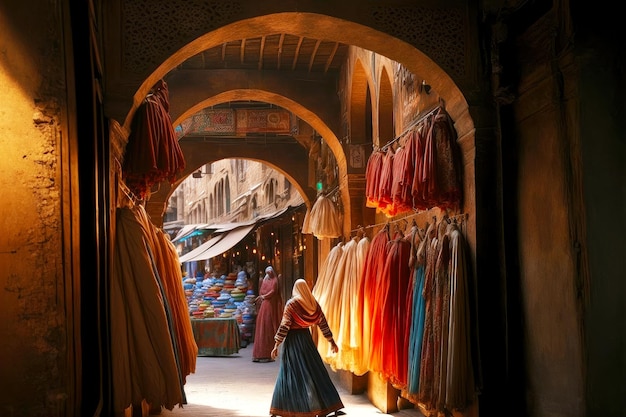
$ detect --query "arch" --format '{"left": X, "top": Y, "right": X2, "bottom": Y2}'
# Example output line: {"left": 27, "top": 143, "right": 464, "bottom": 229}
{"left": 129, "top": 12, "right": 474, "bottom": 237}
{"left": 349, "top": 59, "right": 371, "bottom": 144}
{"left": 159, "top": 90, "right": 352, "bottom": 232}
{"left": 120, "top": 13, "right": 470, "bottom": 135}
{"left": 378, "top": 66, "right": 394, "bottom": 147}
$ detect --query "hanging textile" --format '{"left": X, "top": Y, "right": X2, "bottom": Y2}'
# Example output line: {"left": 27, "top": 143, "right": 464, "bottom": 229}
{"left": 390, "top": 129, "right": 417, "bottom": 216}
{"left": 122, "top": 79, "right": 186, "bottom": 199}
{"left": 406, "top": 221, "right": 432, "bottom": 398}
{"left": 151, "top": 227, "right": 198, "bottom": 381}
{"left": 365, "top": 150, "right": 384, "bottom": 208}
{"left": 360, "top": 225, "right": 391, "bottom": 374}
{"left": 444, "top": 222, "right": 477, "bottom": 411}
{"left": 341, "top": 234, "right": 371, "bottom": 376}
{"left": 367, "top": 225, "right": 404, "bottom": 374}
{"left": 379, "top": 227, "right": 413, "bottom": 386}
{"left": 415, "top": 107, "right": 463, "bottom": 211}
{"left": 364, "top": 106, "right": 463, "bottom": 214}
{"left": 333, "top": 235, "right": 370, "bottom": 376}
{"left": 417, "top": 219, "right": 441, "bottom": 409}
{"left": 313, "top": 241, "right": 345, "bottom": 361}
{"left": 376, "top": 149, "right": 395, "bottom": 216}
{"left": 110, "top": 205, "right": 185, "bottom": 414}
{"left": 301, "top": 194, "right": 342, "bottom": 239}
{"left": 323, "top": 237, "right": 358, "bottom": 371}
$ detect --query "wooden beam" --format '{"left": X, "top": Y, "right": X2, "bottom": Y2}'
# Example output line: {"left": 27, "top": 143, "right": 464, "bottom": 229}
{"left": 258, "top": 35, "right": 266, "bottom": 70}
{"left": 292, "top": 37, "right": 304, "bottom": 70}
{"left": 277, "top": 33, "right": 285, "bottom": 70}
{"left": 308, "top": 39, "right": 321, "bottom": 73}
{"left": 324, "top": 42, "right": 339, "bottom": 73}
{"left": 240, "top": 38, "right": 246, "bottom": 64}
{"left": 221, "top": 42, "right": 227, "bottom": 61}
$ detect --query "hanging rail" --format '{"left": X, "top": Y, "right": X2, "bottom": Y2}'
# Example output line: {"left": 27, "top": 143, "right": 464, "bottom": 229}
{"left": 378, "top": 104, "right": 443, "bottom": 152}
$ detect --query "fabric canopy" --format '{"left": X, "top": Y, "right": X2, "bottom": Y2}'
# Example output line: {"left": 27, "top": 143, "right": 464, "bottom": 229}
{"left": 179, "top": 224, "right": 255, "bottom": 263}
{"left": 177, "top": 233, "right": 225, "bottom": 263}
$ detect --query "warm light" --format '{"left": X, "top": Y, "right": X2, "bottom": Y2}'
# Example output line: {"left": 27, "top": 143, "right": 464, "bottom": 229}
{"left": 223, "top": 253, "right": 227, "bottom": 258}
{"left": 236, "top": 251, "right": 240, "bottom": 256}
{"left": 261, "top": 255, "right": 265, "bottom": 260}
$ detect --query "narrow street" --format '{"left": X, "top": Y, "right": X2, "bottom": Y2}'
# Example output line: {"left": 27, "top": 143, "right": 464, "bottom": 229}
{"left": 159, "top": 343, "right": 424, "bottom": 417}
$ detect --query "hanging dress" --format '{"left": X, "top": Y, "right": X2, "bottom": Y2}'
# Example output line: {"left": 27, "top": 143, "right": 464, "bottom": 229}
{"left": 379, "top": 229, "right": 413, "bottom": 386}
{"left": 313, "top": 242, "right": 345, "bottom": 362}
{"left": 406, "top": 222, "right": 432, "bottom": 398}
{"left": 361, "top": 225, "right": 391, "bottom": 373}
{"left": 418, "top": 220, "right": 439, "bottom": 410}
{"left": 445, "top": 222, "right": 477, "bottom": 411}
{"left": 335, "top": 235, "right": 370, "bottom": 375}
{"left": 365, "top": 150, "right": 385, "bottom": 208}
{"left": 325, "top": 237, "right": 358, "bottom": 371}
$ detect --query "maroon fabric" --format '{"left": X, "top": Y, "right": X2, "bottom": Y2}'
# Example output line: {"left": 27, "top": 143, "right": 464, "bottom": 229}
{"left": 122, "top": 80, "right": 185, "bottom": 199}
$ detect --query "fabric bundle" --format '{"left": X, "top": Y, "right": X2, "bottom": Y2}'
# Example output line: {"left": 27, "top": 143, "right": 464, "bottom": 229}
{"left": 122, "top": 79, "right": 186, "bottom": 199}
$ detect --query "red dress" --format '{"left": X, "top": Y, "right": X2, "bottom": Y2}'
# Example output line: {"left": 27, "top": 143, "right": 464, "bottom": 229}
{"left": 252, "top": 276, "right": 283, "bottom": 360}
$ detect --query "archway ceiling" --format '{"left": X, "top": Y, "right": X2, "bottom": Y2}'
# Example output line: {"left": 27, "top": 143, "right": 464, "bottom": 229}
{"left": 168, "top": 33, "right": 348, "bottom": 136}
{"left": 174, "top": 34, "right": 349, "bottom": 74}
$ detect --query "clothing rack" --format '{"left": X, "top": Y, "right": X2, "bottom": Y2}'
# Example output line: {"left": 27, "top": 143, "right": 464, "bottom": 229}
{"left": 378, "top": 103, "right": 444, "bottom": 152}
{"left": 350, "top": 211, "right": 468, "bottom": 236}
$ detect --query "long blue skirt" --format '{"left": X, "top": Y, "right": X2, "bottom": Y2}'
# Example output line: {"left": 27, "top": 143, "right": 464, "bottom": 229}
{"left": 270, "top": 328, "right": 344, "bottom": 417}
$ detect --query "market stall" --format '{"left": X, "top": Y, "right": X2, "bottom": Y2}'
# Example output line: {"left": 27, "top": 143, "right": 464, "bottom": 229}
{"left": 190, "top": 317, "right": 241, "bottom": 356}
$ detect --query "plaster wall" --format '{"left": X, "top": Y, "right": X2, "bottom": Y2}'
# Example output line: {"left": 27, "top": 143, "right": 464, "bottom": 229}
{"left": 0, "top": 2, "right": 72, "bottom": 416}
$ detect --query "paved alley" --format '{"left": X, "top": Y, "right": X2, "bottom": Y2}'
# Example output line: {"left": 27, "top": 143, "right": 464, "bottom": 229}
{"left": 158, "top": 342, "right": 424, "bottom": 417}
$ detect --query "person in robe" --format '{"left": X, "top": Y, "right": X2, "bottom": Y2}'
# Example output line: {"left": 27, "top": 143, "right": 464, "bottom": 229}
{"left": 252, "top": 265, "right": 283, "bottom": 362}
{"left": 269, "top": 279, "right": 344, "bottom": 417}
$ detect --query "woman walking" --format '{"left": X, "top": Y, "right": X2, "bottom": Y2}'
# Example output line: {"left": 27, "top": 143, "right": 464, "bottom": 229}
{"left": 269, "top": 279, "right": 344, "bottom": 417}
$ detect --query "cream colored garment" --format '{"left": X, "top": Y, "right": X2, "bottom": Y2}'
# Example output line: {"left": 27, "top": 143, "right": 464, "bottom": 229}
{"left": 331, "top": 237, "right": 360, "bottom": 372}
{"left": 313, "top": 242, "right": 345, "bottom": 361}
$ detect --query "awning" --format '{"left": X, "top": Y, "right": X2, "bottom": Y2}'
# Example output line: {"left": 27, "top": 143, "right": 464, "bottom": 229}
{"left": 179, "top": 224, "right": 255, "bottom": 263}
{"left": 177, "top": 233, "right": 225, "bottom": 263}
{"left": 175, "top": 204, "right": 302, "bottom": 263}
{"left": 172, "top": 223, "right": 213, "bottom": 243}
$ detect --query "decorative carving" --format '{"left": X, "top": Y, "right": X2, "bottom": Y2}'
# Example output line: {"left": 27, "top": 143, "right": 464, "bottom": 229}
{"left": 371, "top": 5, "right": 467, "bottom": 79}
{"left": 122, "top": 0, "right": 242, "bottom": 73}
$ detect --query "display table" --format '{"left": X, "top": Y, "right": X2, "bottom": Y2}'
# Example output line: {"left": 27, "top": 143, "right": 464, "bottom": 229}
{"left": 191, "top": 317, "right": 241, "bottom": 356}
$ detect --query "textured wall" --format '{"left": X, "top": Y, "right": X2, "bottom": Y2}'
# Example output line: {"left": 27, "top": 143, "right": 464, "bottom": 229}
{"left": 0, "top": 2, "right": 71, "bottom": 416}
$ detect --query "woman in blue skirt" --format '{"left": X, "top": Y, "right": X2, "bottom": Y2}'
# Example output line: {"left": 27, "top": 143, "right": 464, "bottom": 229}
{"left": 270, "top": 279, "right": 344, "bottom": 417}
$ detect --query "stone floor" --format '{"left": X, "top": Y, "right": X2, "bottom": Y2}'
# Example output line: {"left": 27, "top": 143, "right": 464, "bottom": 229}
{"left": 158, "top": 342, "right": 425, "bottom": 417}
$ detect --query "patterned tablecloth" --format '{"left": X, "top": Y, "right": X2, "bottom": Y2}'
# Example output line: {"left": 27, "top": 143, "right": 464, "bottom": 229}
{"left": 191, "top": 317, "right": 241, "bottom": 356}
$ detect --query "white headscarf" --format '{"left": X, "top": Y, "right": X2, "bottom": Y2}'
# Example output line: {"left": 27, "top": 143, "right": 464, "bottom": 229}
{"left": 292, "top": 279, "right": 317, "bottom": 314}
